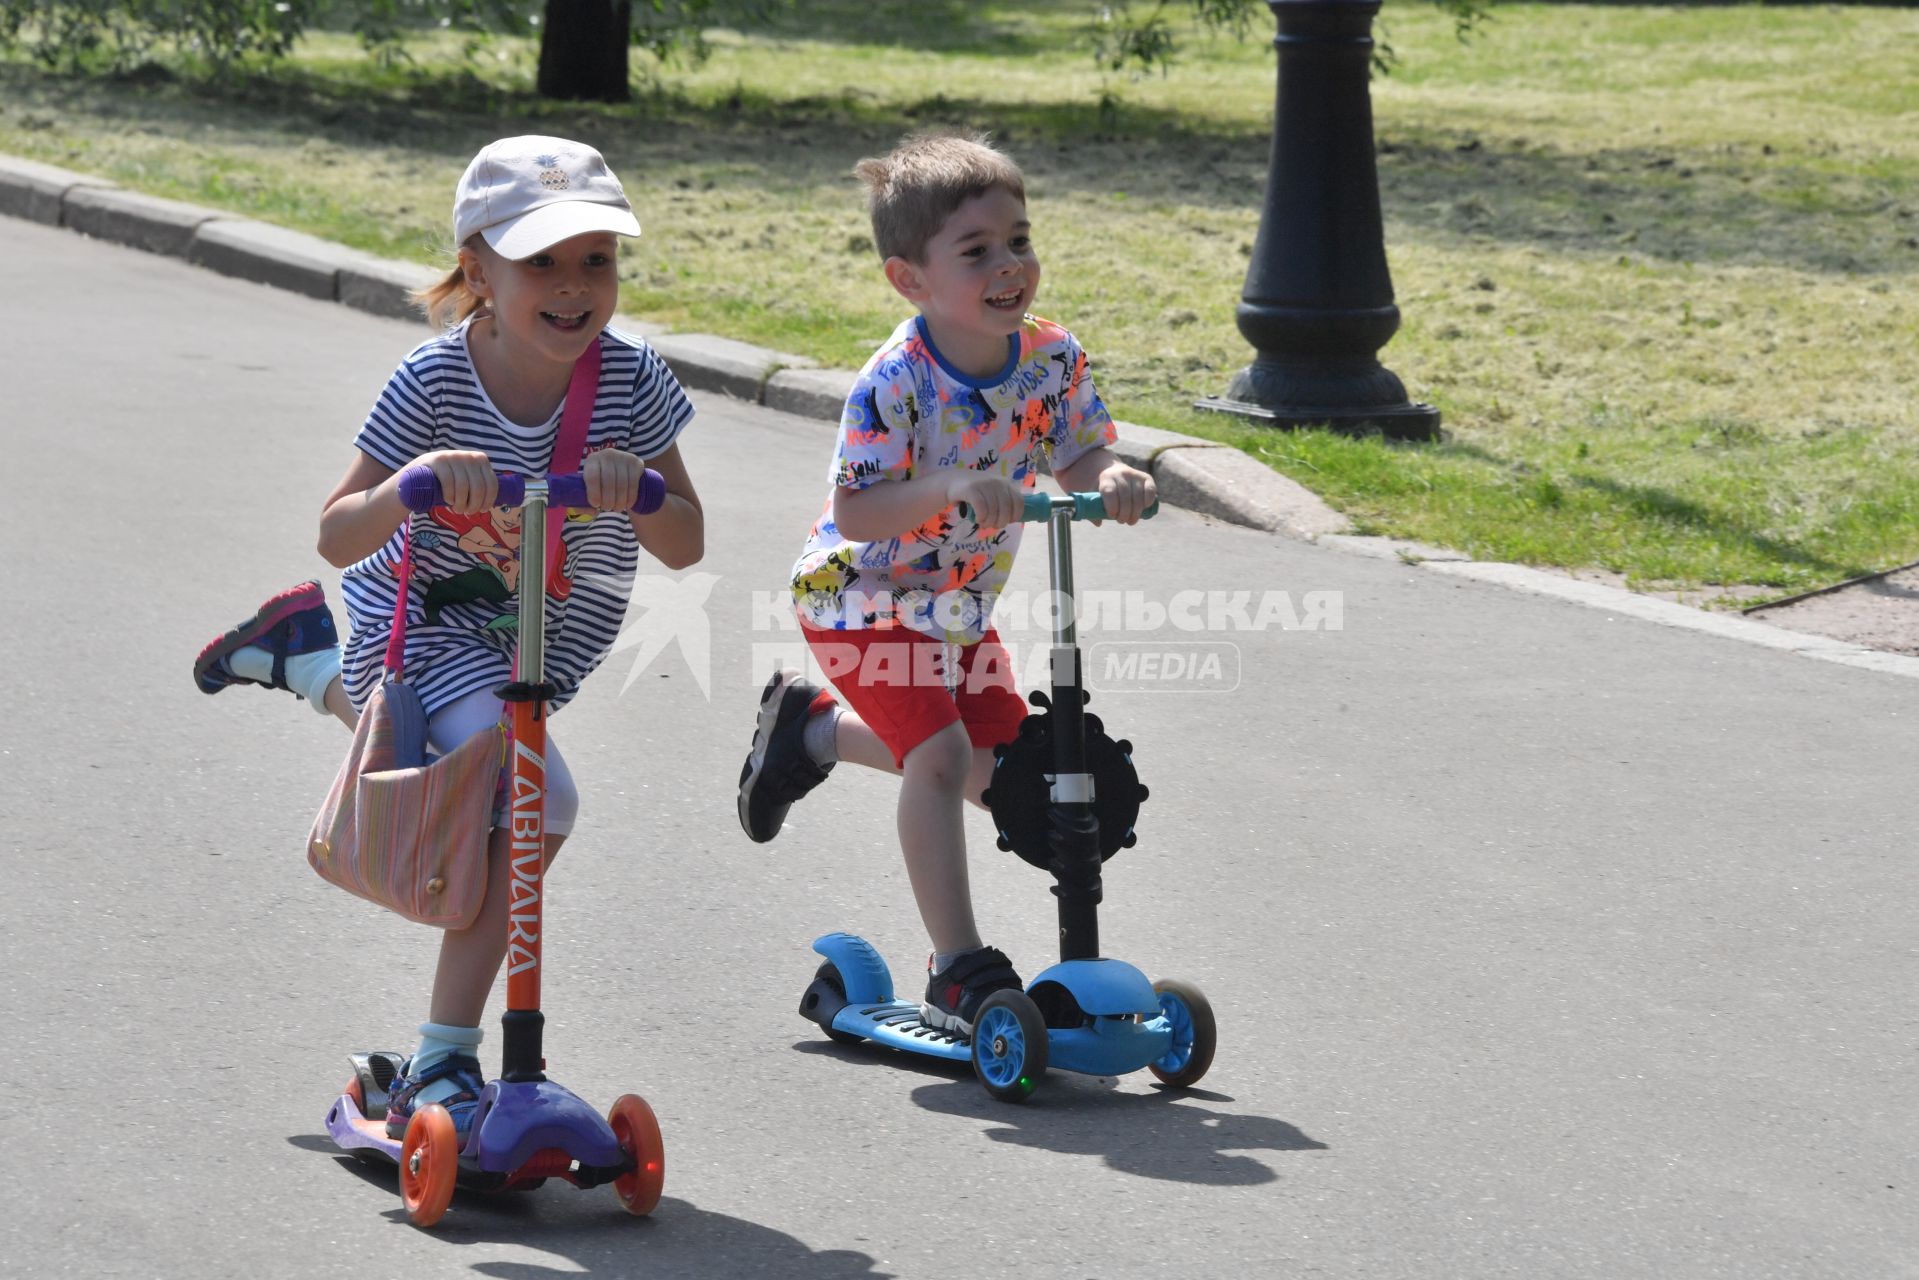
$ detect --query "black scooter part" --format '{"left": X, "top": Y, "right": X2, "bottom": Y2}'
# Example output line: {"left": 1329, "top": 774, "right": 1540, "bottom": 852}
{"left": 984, "top": 695, "right": 1149, "bottom": 870}
{"left": 799, "top": 962, "right": 863, "bottom": 1046}
{"left": 349, "top": 1051, "right": 409, "bottom": 1120}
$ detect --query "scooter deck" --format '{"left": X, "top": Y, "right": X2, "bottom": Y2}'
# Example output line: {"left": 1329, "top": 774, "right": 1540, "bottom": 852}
{"left": 324, "top": 1090, "right": 405, "bottom": 1164}
{"left": 323, "top": 1076, "right": 631, "bottom": 1192}
{"left": 830, "top": 999, "right": 975, "bottom": 1063}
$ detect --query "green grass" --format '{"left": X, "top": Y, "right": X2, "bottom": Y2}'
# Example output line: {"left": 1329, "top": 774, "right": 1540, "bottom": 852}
{"left": 6, "top": 2, "right": 1917, "bottom": 598}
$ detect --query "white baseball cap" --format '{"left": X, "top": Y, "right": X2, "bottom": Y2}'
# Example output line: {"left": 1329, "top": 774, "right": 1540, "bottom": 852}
{"left": 453, "top": 135, "right": 641, "bottom": 260}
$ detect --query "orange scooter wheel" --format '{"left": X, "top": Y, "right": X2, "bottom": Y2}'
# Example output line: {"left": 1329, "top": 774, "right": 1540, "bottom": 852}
{"left": 607, "top": 1094, "right": 665, "bottom": 1216}
{"left": 399, "top": 1104, "right": 459, "bottom": 1227}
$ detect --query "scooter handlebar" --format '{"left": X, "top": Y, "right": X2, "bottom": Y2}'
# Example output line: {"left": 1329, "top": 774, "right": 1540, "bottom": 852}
{"left": 960, "top": 491, "right": 1161, "bottom": 524}
{"left": 397, "top": 464, "right": 667, "bottom": 515}
{"left": 1034, "top": 491, "right": 1160, "bottom": 523}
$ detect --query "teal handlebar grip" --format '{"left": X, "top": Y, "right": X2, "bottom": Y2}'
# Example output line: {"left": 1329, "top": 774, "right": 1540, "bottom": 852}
{"left": 964, "top": 493, "right": 1161, "bottom": 523}
{"left": 1022, "top": 492, "right": 1161, "bottom": 523}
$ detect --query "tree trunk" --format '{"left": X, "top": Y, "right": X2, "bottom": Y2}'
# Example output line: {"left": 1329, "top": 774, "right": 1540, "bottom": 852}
{"left": 536, "top": 0, "right": 632, "bottom": 102}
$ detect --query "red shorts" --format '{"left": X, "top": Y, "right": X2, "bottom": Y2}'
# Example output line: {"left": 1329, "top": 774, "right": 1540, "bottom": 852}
{"left": 800, "top": 622, "right": 1027, "bottom": 768}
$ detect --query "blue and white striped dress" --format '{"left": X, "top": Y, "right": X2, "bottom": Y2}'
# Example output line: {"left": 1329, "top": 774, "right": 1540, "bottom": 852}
{"left": 339, "top": 322, "right": 693, "bottom": 718}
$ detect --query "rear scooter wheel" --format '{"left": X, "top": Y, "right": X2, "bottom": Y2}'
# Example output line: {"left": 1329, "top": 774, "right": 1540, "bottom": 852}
{"left": 608, "top": 1094, "right": 666, "bottom": 1216}
{"left": 810, "top": 962, "right": 866, "bottom": 1046}
{"left": 1146, "top": 979, "right": 1217, "bottom": 1088}
{"left": 399, "top": 1104, "right": 458, "bottom": 1227}
{"left": 972, "top": 990, "right": 1048, "bottom": 1103}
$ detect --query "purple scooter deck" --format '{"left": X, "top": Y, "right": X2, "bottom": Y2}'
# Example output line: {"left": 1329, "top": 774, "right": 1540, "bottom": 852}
{"left": 325, "top": 1078, "right": 628, "bottom": 1180}
{"left": 325, "top": 1089, "right": 404, "bottom": 1162}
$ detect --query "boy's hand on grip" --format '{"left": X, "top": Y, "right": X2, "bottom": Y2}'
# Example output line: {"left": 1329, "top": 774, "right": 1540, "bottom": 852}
{"left": 423, "top": 449, "right": 498, "bottom": 514}
{"left": 584, "top": 447, "right": 645, "bottom": 514}
{"left": 947, "top": 473, "right": 1022, "bottom": 530}
{"left": 1096, "top": 463, "right": 1156, "bottom": 526}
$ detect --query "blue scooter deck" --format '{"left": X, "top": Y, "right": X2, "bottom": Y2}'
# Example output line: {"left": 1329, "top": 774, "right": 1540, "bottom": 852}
{"left": 831, "top": 999, "right": 974, "bottom": 1063}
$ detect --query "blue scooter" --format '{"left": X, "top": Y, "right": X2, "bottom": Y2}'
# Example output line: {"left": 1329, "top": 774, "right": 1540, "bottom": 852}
{"left": 798, "top": 491, "right": 1217, "bottom": 1102}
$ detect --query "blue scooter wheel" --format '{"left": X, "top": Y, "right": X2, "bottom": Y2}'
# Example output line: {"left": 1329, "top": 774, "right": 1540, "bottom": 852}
{"left": 1146, "top": 979, "right": 1217, "bottom": 1088}
{"left": 971, "top": 989, "right": 1049, "bottom": 1103}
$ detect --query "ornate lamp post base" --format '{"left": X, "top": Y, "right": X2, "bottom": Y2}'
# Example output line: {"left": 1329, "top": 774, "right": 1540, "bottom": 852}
{"left": 1198, "top": 0, "right": 1439, "bottom": 442}
{"left": 1196, "top": 393, "right": 1440, "bottom": 438}
{"left": 1198, "top": 347, "right": 1438, "bottom": 438}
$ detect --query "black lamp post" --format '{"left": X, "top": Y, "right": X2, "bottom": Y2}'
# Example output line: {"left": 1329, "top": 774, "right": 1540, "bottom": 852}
{"left": 1196, "top": 0, "right": 1439, "bottom": 440}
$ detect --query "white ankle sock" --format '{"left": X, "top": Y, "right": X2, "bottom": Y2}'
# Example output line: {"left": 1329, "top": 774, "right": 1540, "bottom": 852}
{"left": 226, "top": 644, "right": 340, "bottom": 715}
{"left": 801, "top": 701, "right": 841, "bottom": 764}
{"left": 410, "top": 1022, "right": 484, "bottom": 1104}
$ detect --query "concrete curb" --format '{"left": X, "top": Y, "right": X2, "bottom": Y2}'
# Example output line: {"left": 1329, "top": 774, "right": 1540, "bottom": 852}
{"left": 63, "top": 186, "right": 219, "bottom": 257}
{"left": 649, "top": 332, "right": 815, "bottom": 403}
{"left": 6, "top": 151, "right": 1910, "bottom": 683}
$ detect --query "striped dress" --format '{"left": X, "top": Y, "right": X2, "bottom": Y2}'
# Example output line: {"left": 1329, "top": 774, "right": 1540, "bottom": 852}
{"left": 339, "top": 322, "right": 693, "bottom": 717}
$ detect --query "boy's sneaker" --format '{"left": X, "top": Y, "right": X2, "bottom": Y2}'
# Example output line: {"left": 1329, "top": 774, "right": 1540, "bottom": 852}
{"left": 193, "top": 581, "right": 337, "bottom": 695}
{"left": 922, "top": 946, "right": 1024, "bottom": 1038}
{"left": 383, "top": 1054, "right": 487, "bottom": 1140}
{"left": 737, "top": 669, "right": 835, "bottom": 843}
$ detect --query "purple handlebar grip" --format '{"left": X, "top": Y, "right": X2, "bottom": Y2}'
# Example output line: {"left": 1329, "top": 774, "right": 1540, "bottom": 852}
{"left": 548, "top": 470, "right": 667, "bottom": 515}
{"left": 396, "top": 465, "right": 662, "bottom": 514}
{"left": 396, "top": 464, "right": 528, "bottom": 511}
{"left": 395, "top": 463, "right": 442, "bottom": 512}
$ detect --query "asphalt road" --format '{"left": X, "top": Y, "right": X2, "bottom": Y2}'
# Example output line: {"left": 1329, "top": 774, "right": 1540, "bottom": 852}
{"left": 2, "top": 216, "right": 1914, "bottom": 1279}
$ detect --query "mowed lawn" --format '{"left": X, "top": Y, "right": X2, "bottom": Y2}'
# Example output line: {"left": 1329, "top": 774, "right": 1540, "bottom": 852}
{"left": 5, "top": 2, "right": 1915, "bottom": 596}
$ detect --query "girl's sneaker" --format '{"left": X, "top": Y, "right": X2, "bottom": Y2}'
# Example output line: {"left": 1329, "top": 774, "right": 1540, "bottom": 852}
{"left": 922, "top": 946, "right": 1025, "bottom": 1038}
{"left": 193, "top": 581, "right": 337, "bottom": 696}
{"left": 382, "top": 1054, "right": 487, "bottom": 1140}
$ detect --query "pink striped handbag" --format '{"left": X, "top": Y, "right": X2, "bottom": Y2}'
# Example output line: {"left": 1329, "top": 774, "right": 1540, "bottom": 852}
{"left": 305, "top": 673, "right": 502, "bottom": 928}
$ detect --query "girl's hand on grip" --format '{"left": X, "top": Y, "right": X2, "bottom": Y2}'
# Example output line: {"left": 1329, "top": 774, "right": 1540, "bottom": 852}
{"left": 423, "top": 450, "right": 498, "bottom": 514}
{"left": 583, "top": 448, "right": 645, "bottom": 514}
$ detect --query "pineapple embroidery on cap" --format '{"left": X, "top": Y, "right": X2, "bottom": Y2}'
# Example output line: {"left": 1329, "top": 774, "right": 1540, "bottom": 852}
{"left": 537, "top": 155, "right": 570, "bottom": 190}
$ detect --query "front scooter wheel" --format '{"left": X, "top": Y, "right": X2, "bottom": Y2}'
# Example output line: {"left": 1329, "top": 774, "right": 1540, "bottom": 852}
{"left": 1146, "top": 979, "right": 1217, "bottom": 1088}
{"left": 971, "top": 990, "right": 1049, "bottom": 1103}
{"left": 399, "top": 1104, "right": 459, "bottom": 1227}
{"left": 608, "top": 1094, "right": 666, "bottom": 1216}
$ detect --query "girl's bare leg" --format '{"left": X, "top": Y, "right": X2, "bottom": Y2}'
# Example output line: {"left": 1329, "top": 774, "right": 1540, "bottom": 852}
{"left": 427, "top": 831, "right": 564, "bottom": 1027}
{"left": 321, "top": 675, "right": 357, "bottom": 729}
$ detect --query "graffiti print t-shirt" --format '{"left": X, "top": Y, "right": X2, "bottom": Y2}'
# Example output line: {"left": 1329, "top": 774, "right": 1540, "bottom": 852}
{"left": 339, "top": 322, "right": 693, "bottom": 718}
{"left": 791, "top": 314, "right": 1116, "bottom": 644}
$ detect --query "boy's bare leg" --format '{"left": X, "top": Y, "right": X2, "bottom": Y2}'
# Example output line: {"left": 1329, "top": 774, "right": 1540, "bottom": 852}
{"left": 427, "top": 830, "right": 565, "bottom": 1027}
{"left": 895, "top": 721, "right": 987, "bottom": 957}
{"left": 836, "top": 712, "right": 995, "bottom": 807}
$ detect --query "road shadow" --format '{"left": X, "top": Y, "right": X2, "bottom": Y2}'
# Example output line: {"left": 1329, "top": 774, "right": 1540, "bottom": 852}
{"left": 791, "top": 1041, "right": 1322, "bottom": 1184}
{"left": 909, "top": 1074, "right": 1325, "bottom": 1185}
{"left": 284, "top": 1136, "right": 891, "bottom": 1278}
{"left": 790, "top": 1035, "right": 977, "bottom": 1083}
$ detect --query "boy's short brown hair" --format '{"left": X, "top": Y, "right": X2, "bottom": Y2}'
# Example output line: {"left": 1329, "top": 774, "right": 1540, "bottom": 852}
{"left": 854, "top": 131, "right": 1026, "bottom": 264}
